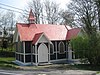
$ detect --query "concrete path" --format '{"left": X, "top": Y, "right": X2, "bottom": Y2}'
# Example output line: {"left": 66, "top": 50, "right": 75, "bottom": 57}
{"left": 0, "top": 69, "right": 97, "bottom": 75}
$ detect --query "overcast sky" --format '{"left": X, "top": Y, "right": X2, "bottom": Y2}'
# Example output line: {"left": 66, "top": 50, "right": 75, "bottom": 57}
{"left": 0, "top": 0, "right": 71, "bottom": 9}
{"left": 0, "top": 0, "right": 71, "bottom": 18}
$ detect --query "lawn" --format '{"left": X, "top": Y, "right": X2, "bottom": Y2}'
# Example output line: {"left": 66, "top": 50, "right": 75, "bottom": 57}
{"left": 0, "top": 57, "right": 18, "bottom": 70}
{"left": 0, "top": 57, "right": 100, "bottom": 72}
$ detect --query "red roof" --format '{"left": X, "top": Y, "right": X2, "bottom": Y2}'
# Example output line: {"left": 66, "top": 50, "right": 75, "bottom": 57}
{"left": 32, "top": 32, "right": 43, "bottom": 44}
{"left": 66, "top": 28, "right": 80, "bottom": 40}
{"left": 17, "top": 23, "right": 72, "bottom": 41}
{"left": 32, "top": 32, "right": 51, "bottom": 44}
{"left": 16, "top": 10, "right": 80, "bottom": 42}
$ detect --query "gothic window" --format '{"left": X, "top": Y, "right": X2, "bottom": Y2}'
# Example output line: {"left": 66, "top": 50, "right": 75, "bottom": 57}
{"left": 59, "top": 42, "right": 65, "bottom": 54}
{"left": 50, "top": 44, "right": 54, "bottom": 54}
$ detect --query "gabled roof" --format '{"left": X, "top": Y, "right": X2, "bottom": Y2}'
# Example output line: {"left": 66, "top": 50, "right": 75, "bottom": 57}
{"left": 66, "top": 28, "right": 80, "bottom": 40}
{"left": 17, "top": 23, "right": 72, "bottom": 41}
{"left": 32, "top": 32, "right": 43, "bottom": 44}
{"left": 32, "top": 32, "right": 51, "bottom": 45}
{"left": 15, "top": 9, "right": 80, "bottom": 42}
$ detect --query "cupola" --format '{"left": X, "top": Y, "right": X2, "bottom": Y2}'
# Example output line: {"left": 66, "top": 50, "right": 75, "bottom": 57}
{"left": 28, "top": 9, "right": 35, "bottom": 24}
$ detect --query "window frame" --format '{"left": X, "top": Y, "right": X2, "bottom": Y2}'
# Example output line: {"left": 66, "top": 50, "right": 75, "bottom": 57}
{"left": 50, "top": 43, "right": 54, "bottom": 55}
{"left": 59, "top": 41, "right": 65, "bottom": 54}
{"left": 32, "top": 45, "right": 35, "bottom": 54}
{"left": 25, "top": 41, "right": 31, "bottom": 53}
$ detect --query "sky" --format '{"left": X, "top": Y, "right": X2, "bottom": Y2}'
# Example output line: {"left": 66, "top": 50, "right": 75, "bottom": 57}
{"left": 0, "top": 0, "right": 71, "bottom": 18}
{"left": 0, "top": 0, "right": 71, "bottom": 8}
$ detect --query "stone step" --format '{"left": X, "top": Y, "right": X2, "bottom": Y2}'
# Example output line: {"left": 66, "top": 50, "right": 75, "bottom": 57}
{"left": 38, "top": 63, "right": 52, "bottom": 66}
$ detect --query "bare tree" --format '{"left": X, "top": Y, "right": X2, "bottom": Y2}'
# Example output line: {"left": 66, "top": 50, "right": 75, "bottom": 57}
{"left": 18, "top": 12, "right": 28, "bottom": 23}
{"left": 94, "top": 0, "right": 100, "bottom": 30}
{"left": 29, "top": 0, "right": 43, "bottom": 24}
{"left": 0, "top": 11, "right": 16, "bottom": 28}
{"left": 44, "top": 0, "right": 60, "bottom": 24}
{"left": 60, "top": 10, "right": 75, "bottom": 27}
{"left": 19, "top": 0, "right": 43, "bottom": 24}
{"left": 20, "top": 0, "right": 61, "bottom": 24}
{"left": 68, "top": 0, "right": 97, "bottom": 30}
{"left": 0, "top": 11, "right": 16, "bottom": 50}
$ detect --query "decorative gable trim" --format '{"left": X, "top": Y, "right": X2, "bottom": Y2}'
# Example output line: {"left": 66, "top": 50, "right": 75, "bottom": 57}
{"left": 32, "top": 32, "right": 51, "bottom": 45}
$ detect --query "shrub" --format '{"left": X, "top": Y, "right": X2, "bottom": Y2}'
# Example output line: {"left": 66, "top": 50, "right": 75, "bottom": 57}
{"left": 0, "top": 51, "right": 15, "bottom": 57}
{"left": 71, "top": 35, "right": 100, "bottom": 65}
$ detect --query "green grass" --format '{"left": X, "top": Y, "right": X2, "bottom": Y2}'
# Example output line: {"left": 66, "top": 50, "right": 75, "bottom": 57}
{"left": 0, "top": 57, "right": 100, "bottom": 72}
{"left": 0, "top": 57, "right": 18, "bottom": 70}
{"left": 0, "top": 57, "right": 15, "bottom": 61}
{"left": 0, "top": 47, "right": 15, "bottom": 52}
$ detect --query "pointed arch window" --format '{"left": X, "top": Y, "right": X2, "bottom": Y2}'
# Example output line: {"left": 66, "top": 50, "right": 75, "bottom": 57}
{"left": 50, "top": 44, "right": 54, "bottom": 54}
{"left": 59, "top": 42, "right": 65, "bottom": 54}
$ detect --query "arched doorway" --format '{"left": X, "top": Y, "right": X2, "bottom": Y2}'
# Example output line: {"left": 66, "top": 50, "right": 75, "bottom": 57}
{"left": 38, "top": 43, "right": 48, "bottom": 63}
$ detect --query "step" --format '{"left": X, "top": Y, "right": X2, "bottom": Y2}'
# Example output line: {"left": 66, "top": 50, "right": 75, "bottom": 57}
{"left": 38, "top": 62, "right": 52, "bottom": 66}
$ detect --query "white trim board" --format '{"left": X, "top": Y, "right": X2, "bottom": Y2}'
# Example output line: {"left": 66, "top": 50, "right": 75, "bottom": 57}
{"left": 35, "top": 33, "right": 51, "bottom": 45}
